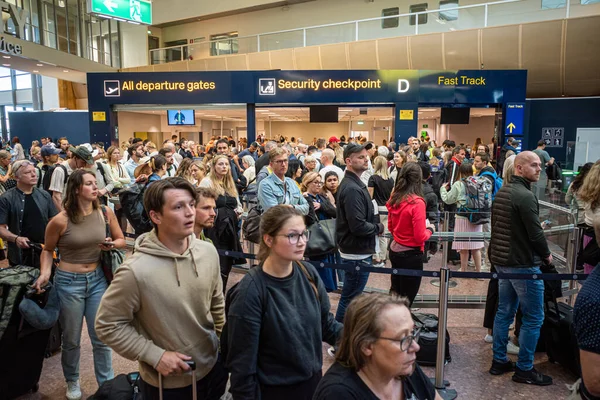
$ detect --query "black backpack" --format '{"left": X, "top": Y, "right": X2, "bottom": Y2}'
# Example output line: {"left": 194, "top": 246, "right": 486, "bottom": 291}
{"left": 41, "top": 164, "right": 68, "bottom": 194}
{"left": 118, "top": 183, "right": 153, "bottom": 234}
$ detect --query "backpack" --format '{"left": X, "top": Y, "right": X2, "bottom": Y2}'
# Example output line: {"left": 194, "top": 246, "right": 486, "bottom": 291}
{"left": 0, "top": 266, "right": 39, "bottom": 341}
{"left": 430, "top": 165, "right": 447, "bottom": 200}
{"left": 42, "top": 164, "right": 68, "bottom": 194}
{"left": 458, "top": 176, "right": 492, "bottom": 225}
{"left": 479, "top": 170, "right": 503, "bottom": 200}
{"left": 96, "top": 162, "right": 108, "bottom": 186}
{"left": 118, "top": 183, "right": 153, "bottom": 234}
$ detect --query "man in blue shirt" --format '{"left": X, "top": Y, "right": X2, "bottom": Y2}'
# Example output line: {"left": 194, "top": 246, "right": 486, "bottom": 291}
{"left": 234, "top": 141, "right": 259, "bottom": 171}
{"left": 257, "top": 147, "right": 308, "bottom": 215}
{"left": 123, "top": 142, "right": 145, "bottom": 182}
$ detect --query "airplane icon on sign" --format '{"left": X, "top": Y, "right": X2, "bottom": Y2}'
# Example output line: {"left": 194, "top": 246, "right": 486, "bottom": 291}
{"left": 104, "top": 80, "right": 120, "bottom": 97}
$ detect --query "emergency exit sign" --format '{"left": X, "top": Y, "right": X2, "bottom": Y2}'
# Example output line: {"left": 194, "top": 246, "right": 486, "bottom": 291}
{"left": 88, "top": 0, "right": 152, "bottom": 25}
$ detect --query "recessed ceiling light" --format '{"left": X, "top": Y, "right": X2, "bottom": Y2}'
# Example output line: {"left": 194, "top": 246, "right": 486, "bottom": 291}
{"left": 63, "top": 70, "right": 69, "bottom": 72}
{"left": 36, "top": 64, "right": 43, "bottom": 67}
{"left": 2, "top": 56, "right": 10, "bottom": 59}
{"left": 2, "top": 64, "right": 9, "bottom": 67}
{"left": 33, "top": 70, "right": 39, "bottom": 73}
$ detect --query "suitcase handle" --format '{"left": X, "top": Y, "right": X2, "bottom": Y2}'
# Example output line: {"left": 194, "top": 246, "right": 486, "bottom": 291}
{"left": 158, "top": 359, "right": 197, "bottom": 400}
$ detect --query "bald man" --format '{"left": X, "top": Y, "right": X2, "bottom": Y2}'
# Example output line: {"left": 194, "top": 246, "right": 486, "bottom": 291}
{"left": 488, "top": 151, "right": 553, "bottom": 386}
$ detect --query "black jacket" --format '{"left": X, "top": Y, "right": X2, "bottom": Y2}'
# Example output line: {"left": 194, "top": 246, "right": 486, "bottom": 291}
{"left": 490, "top": 175, "right": 551, "bottom": 268}
{"left": 335, "top": 171, "right": 383, "bottom": 255}
{"left": 422, "top": 182, "right": 439, "bottom": 226}
{"left": 304, "top": 193, "right": 336, "bottom": 226}
{"left": 498, "top": 143, "right": 517, "bottom": 173}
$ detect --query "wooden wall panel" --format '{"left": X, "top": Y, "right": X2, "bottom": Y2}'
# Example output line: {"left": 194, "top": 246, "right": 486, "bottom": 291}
{"left": 294, "top": 46, "right": 321, "bottom": 70}
{"left": 522, "top": 20, "right": 563, "bottom": 97}
{"left": 319, "top": 43, "right": 349, "bottom": 69}
{"left": 226, "top": 55, "right": 249, "bottom": 70}
{"left": 409, "top": 34, "right": 444, "bottom": 70}
{"left": 376, "top": 37, "right": 410, "bottom": 69}
{"left": 444, "top": 30, "right": 479, "bottom": 70}
{"left": 205, "top": 57, "right": 228, "bottom": 71}
{"left": 247, "top": 52, "right": 271, "bottom": 70}
{"left": 187, "top": 59, "right": 207, "bottom": 71}
{"left": 481, "top": 25, "right": 519, "bottom": 69}
{"left": 348, "top": 40, "right": 378, "bottom": 69}
{"left": 564, "top": 16, "right": 600, "bottom": 96}
{"left": 269, "top": 49, "right": 295, "bottom": 70}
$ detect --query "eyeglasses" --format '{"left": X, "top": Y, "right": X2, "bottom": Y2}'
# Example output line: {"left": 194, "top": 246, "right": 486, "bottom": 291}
{"left": 276, "top": 230, "right": 310, "bottom": 245}
{"left": 378, "top": 326, "right": 421, "bottom": 352}
{"left": 273, "top": 159, "right": 289, "bottom": 165}
{"left": 311, "top": 181, "right": 323, "bottom": 186}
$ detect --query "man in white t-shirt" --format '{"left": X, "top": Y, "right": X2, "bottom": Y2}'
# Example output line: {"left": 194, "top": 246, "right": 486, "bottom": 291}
{"left": 319, "top": 149, "right": 344, "bottom": 181}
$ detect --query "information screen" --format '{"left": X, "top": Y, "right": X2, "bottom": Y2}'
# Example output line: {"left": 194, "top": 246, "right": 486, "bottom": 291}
{"left": 167, "top": 110, "right": 195, "bottom": 126}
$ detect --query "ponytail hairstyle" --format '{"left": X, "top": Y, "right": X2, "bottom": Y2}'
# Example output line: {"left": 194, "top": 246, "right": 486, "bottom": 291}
{"left": 150, "top": 155, "right": 167, "bottom": 173}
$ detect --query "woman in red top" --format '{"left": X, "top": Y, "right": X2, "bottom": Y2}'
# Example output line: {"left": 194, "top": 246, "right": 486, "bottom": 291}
{"left": 387, "top": 163, "right": 436, "bottom": 305}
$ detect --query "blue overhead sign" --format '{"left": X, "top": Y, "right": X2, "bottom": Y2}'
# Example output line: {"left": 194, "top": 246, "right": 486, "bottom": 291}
{"left": 505, "top": 103, "right": 525, "bottom": 135}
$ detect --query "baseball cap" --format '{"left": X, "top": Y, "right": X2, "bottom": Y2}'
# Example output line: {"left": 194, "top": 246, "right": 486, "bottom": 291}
{"left": 328, "top": 136, "right": 340, "bottom": 143}
{"left": 343, "top": 143, "right": 365, "bottom": 160}
{"left": 41, "top": 144, "right": 61, "bottom": 157}
{"left": 69, "top": 145, "right": 94, "bottom": 165}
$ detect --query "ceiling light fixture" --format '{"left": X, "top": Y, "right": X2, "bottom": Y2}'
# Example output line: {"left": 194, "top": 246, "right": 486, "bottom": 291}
{"left": 2, "top": 56, "right": 10, "bottom": 59}
{"left": 36, "top": 64, "right": 43, "bottom": 67}
{"left": 63, "top": 70, "right": 69, "bottom": 73}
{"left": 33, "top": 70, "right": 39, "bottom": 73}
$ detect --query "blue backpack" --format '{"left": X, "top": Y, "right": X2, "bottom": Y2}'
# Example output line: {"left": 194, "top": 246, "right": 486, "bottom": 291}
{"left": 480, "top": 170, "right": 503, "bottom": 200}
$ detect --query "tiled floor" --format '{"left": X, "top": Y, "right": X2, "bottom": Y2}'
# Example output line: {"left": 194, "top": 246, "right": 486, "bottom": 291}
{"left": 13, "top": 251, "right": 579, "bottom": 400}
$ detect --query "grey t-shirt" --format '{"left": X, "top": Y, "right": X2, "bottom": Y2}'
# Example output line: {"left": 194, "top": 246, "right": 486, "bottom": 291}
{"left": 533, "top": 148, "right": 550, "bottom": 165}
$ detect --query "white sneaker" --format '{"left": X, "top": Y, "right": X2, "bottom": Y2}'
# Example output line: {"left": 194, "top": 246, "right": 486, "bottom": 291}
{"left": 66, "top": 380, "right": 82, "bottom": 400}
{"left": 507, "top": 341, "right": 520, "bottom": 355}
{"left": 484, "top": 334, "right": 493, "bottom": 343}
{"left": 468, "top": 260, "right": 475, "bottom": 267}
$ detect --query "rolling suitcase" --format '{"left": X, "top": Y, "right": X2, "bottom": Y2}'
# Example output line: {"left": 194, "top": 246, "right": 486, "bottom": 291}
{"left": 412, "top": 313, "right": 451, "bottom": 366}
{"left": 543, "top": 299, "right": 580, "bottom": 377}
{"left": 158, "top": 361, "right": 197, "bottom": 400}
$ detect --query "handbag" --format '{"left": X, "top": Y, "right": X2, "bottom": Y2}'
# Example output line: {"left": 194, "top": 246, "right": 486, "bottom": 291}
{"left": 242, "top": 205, "right": 263, "bottom": 244}
{"left": 412, "top": 312, "right": 451, "bottom": 367}
{"left": 305, "top": 218, "right": 337, "bottom": 258}
{"left": 100, "top": 206, "right": 125, "bottom": 284}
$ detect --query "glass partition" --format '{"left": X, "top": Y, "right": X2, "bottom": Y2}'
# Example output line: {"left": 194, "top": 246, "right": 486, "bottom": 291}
{"left": 305, "top": 22, "right": 355, "bottom": 46}
{"left": 259, "top": 30, "right": 304, "bottom": 51}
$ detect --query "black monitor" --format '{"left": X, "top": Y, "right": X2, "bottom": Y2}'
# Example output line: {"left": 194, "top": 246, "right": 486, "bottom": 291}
{"left": 440, "top": 108, "right": 470, "bottom": 124}
{"left": 310, "top": 106, "right": 339, "bottom": 123}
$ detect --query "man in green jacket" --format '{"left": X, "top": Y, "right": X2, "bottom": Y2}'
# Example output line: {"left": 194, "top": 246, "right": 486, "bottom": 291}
{"left": 488, "top": 151, "right": 553, "bottom": 386}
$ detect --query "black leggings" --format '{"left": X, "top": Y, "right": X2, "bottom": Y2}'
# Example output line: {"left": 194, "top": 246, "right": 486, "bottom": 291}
{"left": 389, "top": 249, "right": 424, "bottom": 306}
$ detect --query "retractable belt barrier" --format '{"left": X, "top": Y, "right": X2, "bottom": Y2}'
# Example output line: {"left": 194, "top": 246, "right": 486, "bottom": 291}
{"left": 215, "top": 249, "right": 588, "bottom": 282}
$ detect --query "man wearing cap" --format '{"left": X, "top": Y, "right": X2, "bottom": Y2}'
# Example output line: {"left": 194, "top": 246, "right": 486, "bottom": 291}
{"left": 0, "top": 160, "right": 57, "bottom": 268}
{"left": 40, "top": 144, "right": 62, "bottom": 185}
{"left": 48, "top": 145, "right": 94, "bottom": 211}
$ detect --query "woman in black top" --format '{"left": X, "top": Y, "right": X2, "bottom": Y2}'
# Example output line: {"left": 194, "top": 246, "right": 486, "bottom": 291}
{"left": 368, "top": 156, "right": 394, "bottom": 267}
{"left": 226, "top": 206, "right": 342, "bottom": 400}
{"left": 301, "top": 172, "right": 337, "bottom": 291}
{"left": 322, "top": 171, "right": 339, "bottom": 206}
{"left": 314, "top": 293, "right": 443, "bottom": 400}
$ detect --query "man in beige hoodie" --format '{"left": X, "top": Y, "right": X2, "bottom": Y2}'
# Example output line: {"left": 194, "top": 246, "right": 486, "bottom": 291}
{"left": 96, "top": 178, "right": 226, "bottom": 400}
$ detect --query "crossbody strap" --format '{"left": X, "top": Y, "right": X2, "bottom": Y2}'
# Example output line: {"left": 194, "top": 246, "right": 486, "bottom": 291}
{"left": 295, "top": 261, "right": 319, "bottom": 302}
{"left": 100, "top": 206, "right": 110, "bottom": 238}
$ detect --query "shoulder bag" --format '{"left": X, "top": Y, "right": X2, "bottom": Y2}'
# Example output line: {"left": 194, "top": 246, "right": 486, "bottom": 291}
{"left": 305, "top": 218, "right": 337, "bottom": 258}
{"left": 100, "top": 206, "right": 125, "bottom": 284}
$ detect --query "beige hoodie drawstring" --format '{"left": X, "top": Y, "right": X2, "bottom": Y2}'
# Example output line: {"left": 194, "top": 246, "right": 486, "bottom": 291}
{"left": 174, "top": 258, "right": 181, "bottom": 287}
{"left": 190, "top": 251, "right": 200, "bottom": 278}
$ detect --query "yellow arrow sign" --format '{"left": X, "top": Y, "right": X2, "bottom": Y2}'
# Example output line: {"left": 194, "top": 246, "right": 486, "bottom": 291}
{"left": 507, "top": 122, "right": 516, "bottom": 134}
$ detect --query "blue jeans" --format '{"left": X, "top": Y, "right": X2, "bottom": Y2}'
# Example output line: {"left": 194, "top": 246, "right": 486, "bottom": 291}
{"left": 55, "top": 268, "right": 114, "bottom": 385}
{"left": 335, "top": 256, "right": 371, "bottom": 322}
{"left": 492, "top": 266, "right": 545, "bottom": 371}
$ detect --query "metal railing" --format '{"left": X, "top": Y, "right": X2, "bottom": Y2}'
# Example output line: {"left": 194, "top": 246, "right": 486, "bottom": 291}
{"left": 148, "top": 0, "right": 596, "bottom": 64}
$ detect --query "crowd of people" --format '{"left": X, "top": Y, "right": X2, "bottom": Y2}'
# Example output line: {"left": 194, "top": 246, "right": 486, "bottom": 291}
{"left": 0, "top": 131, "right": 599, "bottom": 400}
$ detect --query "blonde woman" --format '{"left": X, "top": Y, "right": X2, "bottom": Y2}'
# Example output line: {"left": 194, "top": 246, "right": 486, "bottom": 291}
{"left": 577, "top": 160, "right": 600, "bottom": 274}
{"left": 175, "top": 158, "right": 194, "bottom": 183}
{"left": 199, "top": 155, "right": 243, "bottom": 288}
{"left": 368, "top": 156, "right": 395, "bottom": 267}
{"left": 105, "top": 146, "right": 131, "bottom": 192}
{"left": 389, "top": 150, "right": 407, "bottom": 182}
{"left": 189, "top": 159, "right": 206, "bottom": 186}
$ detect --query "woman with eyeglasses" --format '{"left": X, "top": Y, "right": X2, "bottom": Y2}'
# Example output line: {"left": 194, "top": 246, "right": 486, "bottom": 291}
{"left": 313, "top": 293, "right": 443, "bottom": 400}
{"left": 301, "top": 172, "right": 337, "bottom": 291}
{"left": 226, "top": 205, "right": 342, "bottom": 400}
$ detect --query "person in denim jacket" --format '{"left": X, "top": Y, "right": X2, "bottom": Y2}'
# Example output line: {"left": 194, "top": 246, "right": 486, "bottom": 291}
{"left": 258, "top": 147, "right": 309, "bottom": 215}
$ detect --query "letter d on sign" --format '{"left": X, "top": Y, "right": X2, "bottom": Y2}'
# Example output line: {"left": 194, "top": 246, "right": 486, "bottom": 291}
{"left": 397, "top": 79, "right": 410, "bottom": 93}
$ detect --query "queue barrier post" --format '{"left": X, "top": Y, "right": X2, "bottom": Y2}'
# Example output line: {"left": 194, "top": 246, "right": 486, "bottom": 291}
{"left": 567, "top": 226, "right": 582, "bottom": 306}
{"left": 433, "top": 261, "right": 457, "bottom": 398}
